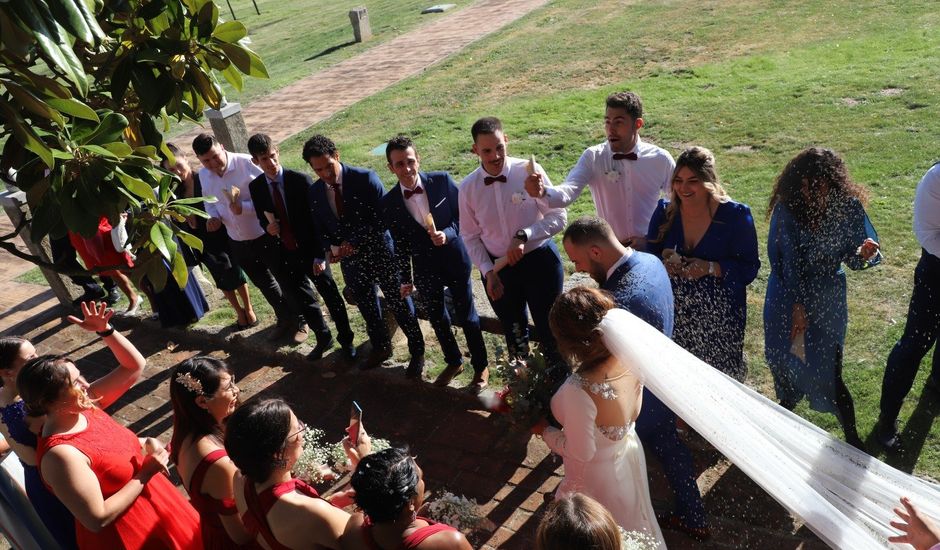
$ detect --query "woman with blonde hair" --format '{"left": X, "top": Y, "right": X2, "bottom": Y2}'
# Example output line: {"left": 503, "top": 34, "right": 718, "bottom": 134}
{"left": 536, "top": 493, "right": 622, "bottom": 550}
{"left": 645, "top": 146, "right": 760, "bottom": 380}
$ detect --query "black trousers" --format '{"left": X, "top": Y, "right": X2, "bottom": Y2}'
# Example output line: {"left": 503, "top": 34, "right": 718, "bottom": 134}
{"left": 880, "top": 249, "right": 940, "bottom": 422}
{"left": 50, "top": 235, "right": 115, "bottom": 294}
{"left": 274, "top": 246, "right": 354, "bottom": 344}
{"left": 228, "top": 234, "right": 292, "bottom": 324}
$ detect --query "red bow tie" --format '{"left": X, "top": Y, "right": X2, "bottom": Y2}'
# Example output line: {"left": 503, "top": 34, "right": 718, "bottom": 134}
{"left": 484, "top": 175, "right": 507, "bottom": 185}
{"left": 403, "top": 186, "right": 424, "bottom": 200}
{"left": 612, "top": 152, "right": 638, "bottom": 161}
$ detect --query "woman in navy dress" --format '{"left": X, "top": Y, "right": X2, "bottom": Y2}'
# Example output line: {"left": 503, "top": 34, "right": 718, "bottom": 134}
{"left": 763, "top": 147, "right": 880, "bottom": 448}
{"left": 645, "top": 147, "right": 760, "bottom": 381}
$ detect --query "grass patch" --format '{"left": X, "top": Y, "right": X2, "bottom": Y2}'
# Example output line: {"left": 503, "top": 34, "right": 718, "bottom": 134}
{"left": 14, "top": 266, "right": 48, "bottom": 286}
{"left": 267, "top": 0, "right": 940, "bottom": 476}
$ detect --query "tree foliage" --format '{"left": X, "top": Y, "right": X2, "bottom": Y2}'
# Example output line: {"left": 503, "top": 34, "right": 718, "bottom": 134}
{"left": 0, "top": 0, "right": 267, "bottom": 289}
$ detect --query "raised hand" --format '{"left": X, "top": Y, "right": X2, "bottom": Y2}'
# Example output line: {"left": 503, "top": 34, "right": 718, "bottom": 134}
{"left": 524, "top": 172, "right": 544, "bottom": 198}
{"left": 888, "top": 497, "right": 940, "bottom": 550}
{"left": 67, "top": 301, "right": 115, "bottom": 333}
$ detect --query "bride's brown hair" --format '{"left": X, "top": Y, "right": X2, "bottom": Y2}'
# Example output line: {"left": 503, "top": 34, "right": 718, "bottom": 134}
{"left": 549, "top": 287, "right": 615, "bottom": 372}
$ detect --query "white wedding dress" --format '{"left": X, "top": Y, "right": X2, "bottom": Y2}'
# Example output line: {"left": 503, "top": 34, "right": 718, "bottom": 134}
{"left": 543, "top": 368, "right": 667, "bottom": 548}
{"left": 599, "top": 308, "right": 940, "bottom": 549}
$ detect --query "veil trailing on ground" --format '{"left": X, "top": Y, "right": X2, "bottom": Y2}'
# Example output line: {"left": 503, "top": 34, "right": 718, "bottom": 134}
{"left": 600, "top": 308, "right": 940, "bottom": 549}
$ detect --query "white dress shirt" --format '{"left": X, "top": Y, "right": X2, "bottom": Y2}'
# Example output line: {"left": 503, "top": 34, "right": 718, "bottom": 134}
{"left": 401, "top": 179, "right": 430, "bottom": 227}
{"left": 544, "top": 139, "right": 675, "bottom": 242}
{"left": 200, "top": 152, "right": 264, "bottom": 242}
{"left": 459, "top": 156, "right": 567, "bottom": 275}
{"left": 605, "top": 248, "right": 634, "bottom": 281}
{"left": 914, "top": 162, "right": 940, "bottom": 258}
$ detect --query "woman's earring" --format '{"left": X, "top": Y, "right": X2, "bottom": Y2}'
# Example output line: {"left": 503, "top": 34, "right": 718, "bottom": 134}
{"left": 410, "top": 505, "right": 417, "bottom": 523}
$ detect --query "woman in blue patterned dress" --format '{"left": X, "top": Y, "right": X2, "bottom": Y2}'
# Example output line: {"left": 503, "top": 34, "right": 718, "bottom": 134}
{"left": 763, "top": 147, "right": 880, "bottom": 448}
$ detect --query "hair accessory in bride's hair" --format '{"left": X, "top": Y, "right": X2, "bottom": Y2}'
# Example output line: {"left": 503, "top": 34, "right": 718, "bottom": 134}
{"left": 175, "top": 371, "right": 204, "bottom": 395}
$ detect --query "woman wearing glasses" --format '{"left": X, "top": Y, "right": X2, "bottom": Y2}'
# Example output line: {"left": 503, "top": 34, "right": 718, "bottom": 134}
{"left": 170, "top": 356, "right": 254, "bottom": 548}
{"left": 225, "top": 398, "right": 362, "bottom": 550}
{"left": 16, "top": 301, "right": 202, "bottom": 549}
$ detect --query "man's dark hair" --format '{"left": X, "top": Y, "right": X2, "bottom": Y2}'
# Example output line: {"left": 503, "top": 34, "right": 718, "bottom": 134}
{"left": 385, "top": 135, "right": 416, "bottom": 164}
{"left": 247, "top": 134, "right": 275, "bottom": 159}
{"left": 562, "top": 216, "right": 616, "bottom": 246}
{"left": 192, "top": 133, "right": 217, "bottom": 156}
{"left": 471, "top": 117, "right": 503, "bottom": 142}
{"left": 302, "top": 134, "right": 338, "bottom": 162}
{"left": 605, "top": 92, "right": 643, "bottom": 120}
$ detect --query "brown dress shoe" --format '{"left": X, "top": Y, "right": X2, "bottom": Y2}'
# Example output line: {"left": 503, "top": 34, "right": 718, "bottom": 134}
{"left": 292, "top": 325, "right": 309, "bottom": 345}
{"left": 468, "top": 367, "right": 489, "bottom": 394}
{"left": 434, "top": 363, "right": 464, "bottom": 387}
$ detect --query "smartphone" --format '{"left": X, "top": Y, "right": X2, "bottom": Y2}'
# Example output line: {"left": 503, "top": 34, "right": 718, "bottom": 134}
{"left": 349, "top": 401, "right": 363, "bottom": 446}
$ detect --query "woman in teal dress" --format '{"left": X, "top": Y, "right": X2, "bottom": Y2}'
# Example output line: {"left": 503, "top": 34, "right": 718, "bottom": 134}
{"left": 763, "top": 147, "right": 881, "bottom": 448}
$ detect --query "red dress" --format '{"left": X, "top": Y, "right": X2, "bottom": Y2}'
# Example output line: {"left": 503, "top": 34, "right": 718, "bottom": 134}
{"left": 360, "top": 516, "right": 458, "bottom": 550}
{"left": 241, "top": 478, "right": 323, "bottom": 550}
{"left": 37, "top": 407, "right": 202, "bottom": 549}
{"left": 189, "top": 448, "right": 258, "bottom": 549}
{"left": 69, "top": 216, "right": 134, "bottom": 275}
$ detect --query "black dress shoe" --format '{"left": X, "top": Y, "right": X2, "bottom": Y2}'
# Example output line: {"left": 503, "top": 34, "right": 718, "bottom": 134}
{"left": 875, "top": 418, "right": 903, "bottom": 452}
{"left": 342, "top": 344, "right": 358, "bottom": 361}
{"left": 405, "top": 354, "right": 425, "bottom": 380}
{"left": 104, "top": 288, "right": 121, "bottom": 306}
{"left": 308, "top": 335, "right": 334, "bottom": 362}
{"left": 360, "top": 345, "right": 392, "bottom": 371}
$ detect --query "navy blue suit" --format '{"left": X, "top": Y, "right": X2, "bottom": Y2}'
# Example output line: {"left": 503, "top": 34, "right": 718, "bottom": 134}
{"left": 380, "top": 172, "right": 488, "bottom": 372}
{"left": 602, "top": 251, "right": 707, "bottom": 530}
{"left": 248, "top": 168, "right": 353, "bottom": 345}
{"left": 309, "top": 164, "right": 423, "bottom": 355}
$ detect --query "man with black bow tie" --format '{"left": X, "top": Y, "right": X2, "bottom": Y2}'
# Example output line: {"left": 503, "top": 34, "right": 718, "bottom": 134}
{"left": 380, "top": 135, "right": 490, "bottom": 391}
{"left": 524, "top": 91, "right": 675, "bottom": 248}
{"left": 459, "top": 117, "right": 567, "bottom": 361}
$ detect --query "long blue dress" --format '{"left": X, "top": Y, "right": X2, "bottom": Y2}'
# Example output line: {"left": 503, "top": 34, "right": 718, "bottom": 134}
{"left": 763, "top": 198, "right": 880, "bottom": 413}
{"left": 645, "top": 199, "right": 760, "bottom": 380}
{"left": 0, "top": 400, "right": 74, "bottom": 549}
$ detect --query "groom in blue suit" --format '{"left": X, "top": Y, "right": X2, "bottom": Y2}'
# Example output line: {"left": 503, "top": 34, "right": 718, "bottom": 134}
{"left": 562, "top": 216, "right": 709, "bottom": 540}
{"left": 379, "top": 136, "right": 490, "bottom": 391}
{"left": 303, "top": 135, "right": 425, "bottom": 374}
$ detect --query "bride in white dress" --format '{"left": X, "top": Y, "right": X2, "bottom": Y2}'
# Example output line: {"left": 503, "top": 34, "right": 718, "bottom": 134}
{"left": 537, "top": 287, "right": 666, "bottom": 548}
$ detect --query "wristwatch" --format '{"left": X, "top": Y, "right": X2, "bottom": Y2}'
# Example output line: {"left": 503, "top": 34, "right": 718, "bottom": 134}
{"left": 514, "top": 230, "right": 528, "bottom": 243}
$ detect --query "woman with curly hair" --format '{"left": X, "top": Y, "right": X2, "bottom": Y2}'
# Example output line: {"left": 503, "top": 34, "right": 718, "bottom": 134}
{"left": 170, "top": 356, "right": 254, "bottom": 548}
{"left": 645, "top": 146, "right": 760, "bottom": 381}
{"left": 764, "top": 147, "right": 880, "bottom": 448}
{"left": 342, "top": 447, "right": 471, "bottom": 550}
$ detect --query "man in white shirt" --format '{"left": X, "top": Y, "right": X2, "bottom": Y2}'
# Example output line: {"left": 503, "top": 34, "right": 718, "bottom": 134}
{"left": 878, "top": 162, "right": 940, "bottom": 451}
{"left": 459, "top": 117, "right": 567, "bottom": 360}
{"left": 192, "top": 133, "right": 302, "bottom": 343}
{"left": 524, "top": 91, "right": 675, "bottom": 246}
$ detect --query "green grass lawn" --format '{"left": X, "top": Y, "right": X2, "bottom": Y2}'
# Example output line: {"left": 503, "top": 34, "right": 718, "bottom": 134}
{"left": 267, "top": 0, "right": 940, "bottom": 477}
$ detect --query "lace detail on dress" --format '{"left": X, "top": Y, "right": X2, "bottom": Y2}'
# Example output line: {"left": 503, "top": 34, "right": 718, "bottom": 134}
{"left": 0, "top": 399, "right": 37, "bottom": 447}
{"left": 570, "top": 371, "right": 628, "bottom": 400}
{"left": 598, "top": 425, "right": 630, "bottom": 441}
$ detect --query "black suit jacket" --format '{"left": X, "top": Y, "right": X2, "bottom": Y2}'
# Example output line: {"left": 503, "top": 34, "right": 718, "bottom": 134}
{"left": 248, "top": 168, "right": 325, "bottom": 263}
{"left": 308, "top": 164, "right": 391, "bottom": 255}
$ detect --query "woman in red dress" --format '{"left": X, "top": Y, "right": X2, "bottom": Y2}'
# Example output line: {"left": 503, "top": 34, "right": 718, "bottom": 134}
{"left": 69, "top": 215, "right": 143, "bottom": 315}
{"left": 225, "top": 398, "right": 352, "bottom": 550}
{"left": 170, "top": 356, "right": 254, "bottom": 548}
{"left": 17, "top": 302, "right": 201, "bottom": 549}
{"left": 342, "top": 448, "right": 472, "bottom": 550}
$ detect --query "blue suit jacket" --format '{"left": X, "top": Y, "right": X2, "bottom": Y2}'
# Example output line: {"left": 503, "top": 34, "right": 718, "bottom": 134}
{"left": 601, "top": 251, "right": 675, "bottom": 337}
{"left": 308, "top": 164, "right": 391, "bottom": 258}
{"left": 379, "top": 171, "right": 471, "bottom": 284}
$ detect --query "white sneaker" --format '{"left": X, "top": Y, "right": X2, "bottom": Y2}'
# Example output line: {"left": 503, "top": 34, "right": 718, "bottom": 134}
{"left": 125, "top": 295, "right": 144, "bottom": 316}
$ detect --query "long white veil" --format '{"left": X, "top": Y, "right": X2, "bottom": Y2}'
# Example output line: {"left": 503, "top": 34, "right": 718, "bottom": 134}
{"left": 599, "top": 308, "right": 940, "bottom": 549}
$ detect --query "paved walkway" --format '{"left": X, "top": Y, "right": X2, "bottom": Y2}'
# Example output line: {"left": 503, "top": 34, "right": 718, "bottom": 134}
{"left": 0, "top": 223, "right": 827, "bottom": 549}
{"left": 175, "top": 0, "right": 554, "bottom": 147}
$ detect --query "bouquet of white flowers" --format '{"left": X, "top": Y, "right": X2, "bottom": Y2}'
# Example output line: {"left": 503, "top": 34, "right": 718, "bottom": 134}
{"left": 425, "top": 491, "right": 493, "bottom": 534}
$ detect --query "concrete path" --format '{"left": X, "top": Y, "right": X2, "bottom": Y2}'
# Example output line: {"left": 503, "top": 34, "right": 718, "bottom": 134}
{"left": 174, "top": 0, "right": 554, "bottom": 148}
{"left": 0, "top": 214, "right": 827, "bottom": 549}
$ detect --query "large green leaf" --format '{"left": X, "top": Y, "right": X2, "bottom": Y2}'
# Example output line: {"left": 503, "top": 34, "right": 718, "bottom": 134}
{"left": 0, "top": 100, "right": 54, "bottom": 168}
{"left": 115, "top": 168, "right": 157, "bottom": 200}
{"left": 211, "top": 20, "right": 246, "bottom": 43}
{"left": 220, "top": 62, "right": 243, "bottom": 91}
{"left": 81, "top": 112, "right": 128, "bottom": 145}
{"left": 170, "top": 248, "right": 188, "bottom": 288}
{"left": 45, "top": 97, "right": 99, "bottom": 121}
{"left": 1, "top": 79, "right": 65, "bottom": 126}
{"left": 150, "top": 219, "right": 177, "bottom": 261}
{"left": 215, "top": 41, "right": 268, "bottom": 78}
{"left": 175, "top": 228, "right": 204, "bottom": 252}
